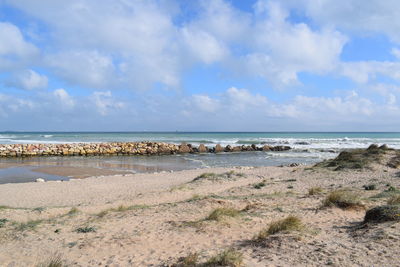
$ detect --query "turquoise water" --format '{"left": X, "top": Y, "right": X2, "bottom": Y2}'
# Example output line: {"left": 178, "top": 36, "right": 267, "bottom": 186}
{"left": 1, "top": 132, "right": 400, "bottom": 148}
{"left": 1, "top": 132, "right": 399, "bottom": 183}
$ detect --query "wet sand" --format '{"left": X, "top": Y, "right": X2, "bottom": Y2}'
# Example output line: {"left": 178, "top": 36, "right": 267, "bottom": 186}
{"left": 32, "top": 166, "right": 130, "bottom": 179}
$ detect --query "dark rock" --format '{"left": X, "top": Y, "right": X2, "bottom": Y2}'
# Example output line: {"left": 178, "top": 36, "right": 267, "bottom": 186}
{"left": 224, "top": 145, "right": 232, "bottom": 152}
{"left": 295, "top": 141, "right": 309, "bottom": 145}
{"left": 272, "top": 146, "right": 291, "bottom": 151}
{"left": 367, "top": 144, "right": 379, "bottom": 150}
{"left": 364, "top": 205, "right": 400, "bottom": 223}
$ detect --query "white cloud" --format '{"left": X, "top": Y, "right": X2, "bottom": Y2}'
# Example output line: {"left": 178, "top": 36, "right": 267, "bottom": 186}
{"left": 0, "top": 22, "right": 38, "bottom": 70}
{"left": 90, "top": 91, "right": 125, "bottom": 116}
{"left": 190, "top": 95, "right": 220, "bottom": 113}
{"left": 181, "top": 28, "right": 228, "bottom": 64}
{"left": 284, "top": 0, "right": 400, "bottom": 44}
{"left": 340, "top": 61, "right": 400, "bottom": 83}
{"left": 392, "top": 48, "right": 400, "bottom": 59}
{"left": 53, "top": 88, "right": 75, "bottom": 109}
{"left": 5, "top": 69, "right": 48, "bottom": 90}
{"left": 241, "top": 1, "right": 347, "bottom": 86}
{"left": 46, "top": 51, "right": 115, "bottom": 89}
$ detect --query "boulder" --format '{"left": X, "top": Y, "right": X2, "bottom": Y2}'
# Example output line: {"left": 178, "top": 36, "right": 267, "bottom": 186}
{"left": 224, "top": 145, "right": 232, "bottom": 152}
{"left": 262, "top": 145, "right": 272, "bottom": 151}
{"left": 214, "top": 144, "right": 224, "bottom": 153}
{"left": 272, "top": 145, "right": 291, "bottom": 151}
{"left": 198, "top": 144, "right": 208, "bottom": 153}
{"left": 232, "top": 146, "right": 242, "bottom": 152}
{"left": 35, "top": 178, "right": 45, "bottom": 183}
{"left": 178, "top": 143, "right": 191, "bottom": 153}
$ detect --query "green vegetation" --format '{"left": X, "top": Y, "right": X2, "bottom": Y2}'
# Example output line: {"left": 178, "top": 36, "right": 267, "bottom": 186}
{"left": 205, "top": 249, "right": 243, "bottom": 267}
{"left": 206, "top": 208, "right": 241, "bottom": 221}
{"left": 363, "top": 184, "right": 376, "bottom": 191}
{"left": 0, "top": 218, "right": 8, "bottom": 228}
{"left": 314, "top": 144, "right": 388, "bottom": 170}
{"left": 192, "top": 171, "right": 245, "bottom": 182}
{"left": 76, "top": 226, "right": 96, "bottom": 233}
{"left": 371, "top": 186, "right": 400, "bottom": 199}
{"left": 256, "top": 215, "right": 303, "bottom": 240}
{"left": 36, "top": 254, "right": 67, "bottom": 267}
{"left": 322, "top": 190, "right": 364, "bottom": 209}
{"left": 364, "top": 205, "right": 400, "bottom": 223}
{"left": 15, "top": 219, "right": 43, "bottom": 231}
{"left": 253, "top": 181, "right": 266, "bottom": 189}
{"left": 308, "top": 187, "right": 323, "bottom": 196}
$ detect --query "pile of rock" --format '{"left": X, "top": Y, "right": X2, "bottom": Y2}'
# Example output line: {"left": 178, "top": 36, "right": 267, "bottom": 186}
{"left": 0, "top": 142, "right": 290, "bottom": 158}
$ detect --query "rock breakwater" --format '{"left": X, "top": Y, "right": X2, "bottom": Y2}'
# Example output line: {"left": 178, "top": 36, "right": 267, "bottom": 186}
{"left": 0, "top": 142, "right": 290, "bottom": 158}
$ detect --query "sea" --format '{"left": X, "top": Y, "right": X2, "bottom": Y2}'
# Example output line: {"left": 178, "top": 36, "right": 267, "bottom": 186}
{"left": 0, "top": 132, "right": 399, "bottom": 183}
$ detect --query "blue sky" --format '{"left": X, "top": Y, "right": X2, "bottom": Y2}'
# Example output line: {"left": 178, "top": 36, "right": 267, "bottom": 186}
{"left": 1, "top": 0, "right": 400, "bottom": 131}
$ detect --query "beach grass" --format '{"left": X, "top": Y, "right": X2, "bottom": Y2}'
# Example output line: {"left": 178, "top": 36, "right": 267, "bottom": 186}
{"left": 256, "top": 215, "right": 303, "bottom": 240}
{"left": 387, "top": 195, "right": 400, "bottom": 205}
{"left": 205, "top": 248, "right": 243, "bottom": 267}
{"left": 322, "top": 190, "right": 364, "bottom": 209}
{"left": 15, "top": 219, "right": 43, "bottom": 231}
{"left": 76, "top": 226, "right": 96, "bottom": 233}
{"left": 192, "top": 171, "right": 245, "bottom": 182}
{"left": 36, "top": 254, "right": 67, "bottom": 267}
{"left": 205, "top": 207, "right": 241, "bottom": 221}
{"left": 308, "top": 187, "right": 323, "bottom": 196}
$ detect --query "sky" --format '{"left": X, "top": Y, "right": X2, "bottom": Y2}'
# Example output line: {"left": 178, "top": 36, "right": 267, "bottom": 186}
{"left": 1, "top": 0, "right": 400, "bottom": 132}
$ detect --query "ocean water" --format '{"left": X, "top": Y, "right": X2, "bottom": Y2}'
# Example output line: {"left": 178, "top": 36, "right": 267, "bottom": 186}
{"left": 0, "top": 132, "right": 399, "bottom": 183}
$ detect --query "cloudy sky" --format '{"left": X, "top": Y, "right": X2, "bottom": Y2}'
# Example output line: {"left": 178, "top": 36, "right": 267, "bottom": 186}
{"left": 1, "top": 0, "right": 400, "bottom": 131}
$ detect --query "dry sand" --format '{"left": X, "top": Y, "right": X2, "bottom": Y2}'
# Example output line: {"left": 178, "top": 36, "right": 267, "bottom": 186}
{"left": 0, "top": 162, "right": 399, "bottom": 266}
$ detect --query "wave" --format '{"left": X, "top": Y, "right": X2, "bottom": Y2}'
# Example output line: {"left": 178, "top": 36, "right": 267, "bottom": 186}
{"left": 40, "top": 135, "right": 54, "bottom": 138}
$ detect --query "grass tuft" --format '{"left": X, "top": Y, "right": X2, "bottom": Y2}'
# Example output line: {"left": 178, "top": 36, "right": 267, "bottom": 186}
{"left": 322, "top": 190, "right": 364, "bottom": 209}
{"left": 193, "top": 171, "right": 245, "bottom": 182}
{"left": 253, "top": 181, "right": 266, "bottom": 189}
{"left": 171, "top": 252, "right": 199, "bottom": 267}
{"left": 363, "top": 184, "right": 376, "bottom": 191}
{"left": 36, "top": 254, "right": 67, "bottom": 267}
{"left": 15, "top": 219, "right": 43, "bottom": 231}
{"left": 256, "top": 215, "right": 303, "bottom": 240}
{"left": 205, "top": 248, "right": 243, "bottom": 267}
{"left": 76, "top": 226, "right": 96, "bottom": 233}
{"left": 387, "top": 195, "right": 400, "bottom": 205}
{"left": 0, "top": 218, "right": 8, "bottom": 228}
{"left": 67, "top": 207, "right": 79, "bottom": 215}
{"left": 308, "top": 187, "right": 323, "bottom": 196}
{"left": 206, "top": 207, "right": 241, "bottom": 221}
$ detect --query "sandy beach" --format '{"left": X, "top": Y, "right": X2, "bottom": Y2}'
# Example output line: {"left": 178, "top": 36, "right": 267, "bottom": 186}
{"left": 0, "top": 146, "right": 399, "bottom": 266}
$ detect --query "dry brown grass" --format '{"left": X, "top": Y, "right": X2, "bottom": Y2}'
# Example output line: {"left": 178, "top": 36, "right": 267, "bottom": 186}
{"left": 205, "top": 248, "right": 243, "bottom": 267}
{"left": 387, "top": 195, "right": 400, "bottom": 205}
{"left": 205, "top": 207, "right": 241, "bottom": 221}
{"left": 308, "top": 187, "right": 323, "bottom": 196}
{"left": 256, "top": 215, "right": 303, "bottom": 240}
{"left": 322, "top": 190, "right": 364, "bottom": 209}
